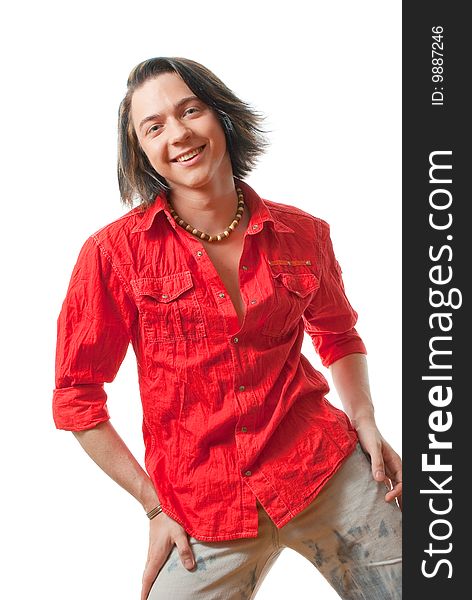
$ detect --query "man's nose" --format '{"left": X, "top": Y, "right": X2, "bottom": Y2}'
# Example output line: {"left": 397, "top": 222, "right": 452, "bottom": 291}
{"left": 168, "top": 118, "right": 191, "bottom": 144}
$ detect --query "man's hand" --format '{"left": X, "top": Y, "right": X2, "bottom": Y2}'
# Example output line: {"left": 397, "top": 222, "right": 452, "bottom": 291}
{"left": 141, "top": 511, "right": 196, "bottom": 600}
{"left": 355, "top": 418, "right": 403, "bottom": 511}
{"left": 328, "top": 354, "right": 402, "bottom": 511}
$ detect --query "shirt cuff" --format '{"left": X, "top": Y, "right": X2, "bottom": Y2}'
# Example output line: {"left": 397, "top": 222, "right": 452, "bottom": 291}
{"left": 316, "top": 332, "right": 367, "bottom": 368}
{"left": 52, "top": 384, "right": 110, "bottom": 431}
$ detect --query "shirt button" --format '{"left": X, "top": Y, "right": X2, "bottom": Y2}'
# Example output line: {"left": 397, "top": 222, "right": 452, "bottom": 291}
{"left": 162, "top": 294, "right": 169, "bottom": 299}
{"left": 239, "top": 385, "right": 246, "bottom": 392}
{"left": 218, "top": 292, "right": 225, "bottom": 298}
{"left": 233, "top": 337, "right": 239, "bottom": 343}
{"left": 244, "top": 470, "right": 252, "bottom": 476}
{"left": 242, "top": 265, "right": 248, "bottom": 271}
{"left": 252, "top": 224, "right": 258, "bottom": 230}
{"left": 250, "top": 299, "right": 257, "bottom": 304}
{"left": 241, "top": 426, "right": 248, "bottom": 433}
{"left": 197, "top": 251, "right": 203, "bottom": 257}
{"left": 306, "top": 260, "right": 312, "bottom": 265}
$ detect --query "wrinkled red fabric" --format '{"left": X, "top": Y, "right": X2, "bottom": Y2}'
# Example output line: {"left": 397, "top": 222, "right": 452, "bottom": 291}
{"left": 53, "top": 179, "right": 367, "bottom": 541}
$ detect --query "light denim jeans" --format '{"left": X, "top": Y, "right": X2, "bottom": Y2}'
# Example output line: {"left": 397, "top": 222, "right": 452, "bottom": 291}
{"left": 148, "top": 443, "right": 402, "bottom": 599}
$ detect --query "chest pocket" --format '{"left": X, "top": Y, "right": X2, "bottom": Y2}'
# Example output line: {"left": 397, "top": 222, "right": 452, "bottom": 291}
{"left": 262, "top": 264, "right": 320, "bottom": 338}
{"left": 131, "top": 271, "right": 206, "bottom": 343}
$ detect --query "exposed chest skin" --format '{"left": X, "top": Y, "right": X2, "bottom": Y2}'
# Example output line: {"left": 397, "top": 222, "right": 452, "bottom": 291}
{"left": 199, "top": 206, "right": 251, "bottom": 327}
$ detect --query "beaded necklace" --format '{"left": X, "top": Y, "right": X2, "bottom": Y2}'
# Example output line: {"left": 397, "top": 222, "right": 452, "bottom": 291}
{"left": 168, "top": 187, "right": 245, "bottom": 242}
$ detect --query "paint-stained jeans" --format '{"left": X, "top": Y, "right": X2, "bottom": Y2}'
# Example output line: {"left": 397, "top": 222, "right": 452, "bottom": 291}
{"left": 148, "top": 444, "right": 402, "bottom": 599}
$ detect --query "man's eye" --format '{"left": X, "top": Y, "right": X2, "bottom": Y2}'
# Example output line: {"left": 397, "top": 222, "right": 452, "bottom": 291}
{"left": 184, "top": 107, "right": 199, "bottom": 116}
{"left": 147, "top": 124, "right": 162, "bottom": 135}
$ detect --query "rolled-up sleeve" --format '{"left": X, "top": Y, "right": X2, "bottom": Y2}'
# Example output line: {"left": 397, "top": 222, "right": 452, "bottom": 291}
{"left": 303, "top": 220, "right": 367, "bottom": 367}
{"left": 52, "top": 235, "right": 136, "bottom": 431}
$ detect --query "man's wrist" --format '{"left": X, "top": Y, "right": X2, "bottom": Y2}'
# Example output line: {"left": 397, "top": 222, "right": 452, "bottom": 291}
{"left": 350, "top": 411, "right": 376, "bottom": 430}
{"left": 138, "top": 481, "right": 160, "bottom": 513}
{"left": 146, "top": 504, "right": 163, "bottom": 519}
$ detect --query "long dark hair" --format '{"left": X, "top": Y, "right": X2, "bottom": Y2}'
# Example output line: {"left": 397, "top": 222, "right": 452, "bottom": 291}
{"left": 117, "top": 57, "right": 269, "bottom": 208}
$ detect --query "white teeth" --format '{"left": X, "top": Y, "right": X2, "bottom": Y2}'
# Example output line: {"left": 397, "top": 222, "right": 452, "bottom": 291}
{"left": 175, "top": 146, "right": 203, "bottom": 162}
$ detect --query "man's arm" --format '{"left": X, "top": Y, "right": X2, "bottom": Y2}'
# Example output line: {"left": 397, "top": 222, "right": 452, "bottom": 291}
{"left": 72, "top": 420, "right": 197, "bottom": 600}
{"left": 72, "top": 420, "right": 159, "bottom": 513}
{"left": 329, "top": 352, "right": 403, "bottom": 509}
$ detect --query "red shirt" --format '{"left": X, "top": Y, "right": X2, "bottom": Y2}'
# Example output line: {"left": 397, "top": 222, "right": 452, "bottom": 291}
{"left": 52, "top": 179, "right": 367, "bottom": 541}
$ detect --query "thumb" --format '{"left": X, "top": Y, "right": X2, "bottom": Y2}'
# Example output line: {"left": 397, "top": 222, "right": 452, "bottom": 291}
{"left": 175, "top": 535, "right": 196, "bottom": 571}
{"left": 371, "top": 451, "right": 386, "bottom": 482}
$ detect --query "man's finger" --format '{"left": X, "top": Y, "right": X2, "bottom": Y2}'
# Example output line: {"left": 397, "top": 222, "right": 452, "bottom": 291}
{"left": 368, "top": 444, "right": 386, "bottom": 482}
{"left": 175, "top": 534, "right": 196, "bottom": 571}
{"left": 385, "top": 482, "right": 403, "bottom": 507}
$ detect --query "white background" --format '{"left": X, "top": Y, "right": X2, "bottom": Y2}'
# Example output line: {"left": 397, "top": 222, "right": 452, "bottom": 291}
{"left": 1, "top": 1, "right": 401, "bottom": 598}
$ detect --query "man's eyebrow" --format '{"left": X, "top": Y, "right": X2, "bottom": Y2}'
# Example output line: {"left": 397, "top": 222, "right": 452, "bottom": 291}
{"left": 138, "top": 95, "right": 201, "bottom": 132}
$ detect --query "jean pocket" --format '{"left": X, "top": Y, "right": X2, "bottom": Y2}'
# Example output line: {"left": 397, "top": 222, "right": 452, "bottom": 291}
{"left": 131, "top": 271, "right": 206, "bottom": 342}
{"left": 262, "top": 268, "right": 320, "bottom": 337}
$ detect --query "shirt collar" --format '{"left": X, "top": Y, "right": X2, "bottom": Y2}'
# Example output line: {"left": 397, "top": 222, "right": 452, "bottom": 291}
{"left": 131, "top": 178, "right": 294, "bottom": 235}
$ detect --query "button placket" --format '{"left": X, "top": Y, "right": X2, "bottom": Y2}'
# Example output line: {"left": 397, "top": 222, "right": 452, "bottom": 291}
{"left": 229, "top": 334, "right": 259, "bottom": 482}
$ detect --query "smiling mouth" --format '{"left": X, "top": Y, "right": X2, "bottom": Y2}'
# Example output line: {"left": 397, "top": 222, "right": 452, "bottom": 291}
{"left": 173, "top": 145, "right": 206, "bottom": 163}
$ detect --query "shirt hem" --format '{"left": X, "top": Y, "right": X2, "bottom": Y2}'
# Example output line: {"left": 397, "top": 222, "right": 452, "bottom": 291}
{"left": 272, "top": 438, "right": 359, "bottom": 529}
{"left": 159, "top": 504, "right": 259, "bottom": 542}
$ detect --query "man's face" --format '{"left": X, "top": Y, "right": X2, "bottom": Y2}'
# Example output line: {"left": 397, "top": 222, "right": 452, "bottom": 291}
{"left": 131, "top": 72, "right": 232, "bottom": 196}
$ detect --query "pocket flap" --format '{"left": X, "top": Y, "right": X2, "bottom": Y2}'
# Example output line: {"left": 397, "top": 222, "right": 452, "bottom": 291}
{"left": 274, "top": 272, "right": 320, "bottom": 298}
{"left": 131, "top": 271, "right": 194, "bottom": 303}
